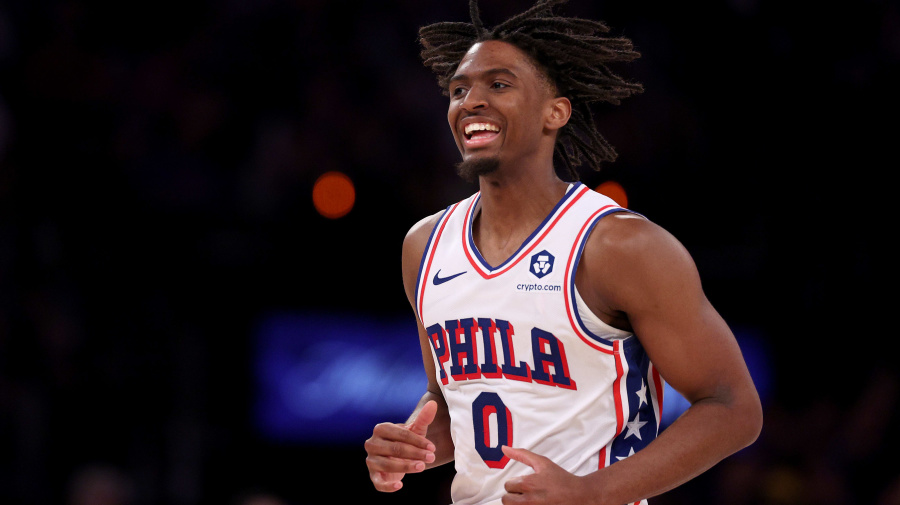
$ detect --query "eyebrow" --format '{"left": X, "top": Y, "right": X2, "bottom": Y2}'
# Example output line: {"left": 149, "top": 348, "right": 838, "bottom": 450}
{"left": 448, "top": 67, "right": 519, "bottom": 84}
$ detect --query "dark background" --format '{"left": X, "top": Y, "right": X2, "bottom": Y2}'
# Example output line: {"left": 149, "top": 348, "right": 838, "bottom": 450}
{"left": 0, "top": 0, "right": 896, "bottom": 504}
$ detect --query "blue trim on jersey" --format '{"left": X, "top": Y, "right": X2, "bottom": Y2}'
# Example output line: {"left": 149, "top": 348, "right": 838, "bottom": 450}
{"left": 567, "top": 207, "right": 635, "bottom": 346}
{"left": 609, "top": 339, "right": 660, "bottom": 461}
{"left": 466, "top": 182, "right": 584, "bottom": 272}
{"left": 414, "top": 205, "right": 454, "bottom": 321}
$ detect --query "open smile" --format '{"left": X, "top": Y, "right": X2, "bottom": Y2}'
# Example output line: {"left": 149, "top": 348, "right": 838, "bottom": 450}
{"left": 463, "top": 122, "right": 501, "bottom": 148}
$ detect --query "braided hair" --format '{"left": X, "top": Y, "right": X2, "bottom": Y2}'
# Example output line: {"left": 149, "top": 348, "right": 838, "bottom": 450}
{"left": 419, "top": 0, "right": 643, "bottom": 180}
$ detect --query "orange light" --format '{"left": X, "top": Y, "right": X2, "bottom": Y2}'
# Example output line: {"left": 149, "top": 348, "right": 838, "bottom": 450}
{"left": 595, "top": 180, "right": 628, "bottom": 208}
{"left": 312, "top": 171, "right": 356, "bottom": 219}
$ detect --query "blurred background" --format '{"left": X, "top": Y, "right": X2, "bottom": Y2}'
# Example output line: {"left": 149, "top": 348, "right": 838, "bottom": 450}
{"left": 0, "top": 0, "right": 896, "bottom": 503}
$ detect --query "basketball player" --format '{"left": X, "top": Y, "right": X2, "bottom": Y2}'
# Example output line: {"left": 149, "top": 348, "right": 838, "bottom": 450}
{"left": 365, "top": 1, "right": 762, "bottom": 504}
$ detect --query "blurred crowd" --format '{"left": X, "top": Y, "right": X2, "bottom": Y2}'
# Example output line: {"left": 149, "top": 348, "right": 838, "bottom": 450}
{"left": 0, "top": 0, "right": 896, "bottom": 503}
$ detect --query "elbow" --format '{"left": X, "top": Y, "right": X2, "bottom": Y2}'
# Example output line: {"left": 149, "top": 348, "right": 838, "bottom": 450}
{"left": 750, "top": 398, "right": 764, "bottom": 445}
{"left": 710, "top": 380, "right": 763, "bottom": 451}
{"left": 736, "top": 389, "right": 764, "bottom": 449}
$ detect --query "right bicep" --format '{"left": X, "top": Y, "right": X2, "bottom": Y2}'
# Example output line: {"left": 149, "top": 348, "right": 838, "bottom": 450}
{"left": 401, "top": 213, "right": 443, "bottom": 393}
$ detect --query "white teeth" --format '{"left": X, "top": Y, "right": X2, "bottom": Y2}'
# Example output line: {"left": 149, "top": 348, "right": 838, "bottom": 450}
{"left": 464, "top": 123, "right": 500, "bottom": 136}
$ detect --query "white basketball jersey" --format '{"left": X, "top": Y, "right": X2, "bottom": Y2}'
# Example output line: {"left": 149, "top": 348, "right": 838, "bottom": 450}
{"left": 415, "top": 183, "right": 664, "bottom": 505}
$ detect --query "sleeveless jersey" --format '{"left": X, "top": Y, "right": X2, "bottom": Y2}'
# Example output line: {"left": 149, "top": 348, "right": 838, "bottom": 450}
{"left": 414, "top": 183, "right": 664, "bottom": 505}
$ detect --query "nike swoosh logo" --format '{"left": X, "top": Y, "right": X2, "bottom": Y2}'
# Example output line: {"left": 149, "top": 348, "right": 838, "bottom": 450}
{"left": 433, "top": 269, "right": 467, "bottom": 285}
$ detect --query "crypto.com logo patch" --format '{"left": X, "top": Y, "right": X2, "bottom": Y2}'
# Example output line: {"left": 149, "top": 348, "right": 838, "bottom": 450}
{"left": 529, "top": 250, "right": 554, "bottom": 279}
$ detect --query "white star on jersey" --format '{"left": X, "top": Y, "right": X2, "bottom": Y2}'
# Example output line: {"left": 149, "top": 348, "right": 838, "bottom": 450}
{"left": 636, "top": 379, "right": 647, "bottom": 407}
{"left": 624, "top": 413, "right": 647, "bottom": 440}
{"left": 616, "top": 447, "right": 636, "bottom": 461}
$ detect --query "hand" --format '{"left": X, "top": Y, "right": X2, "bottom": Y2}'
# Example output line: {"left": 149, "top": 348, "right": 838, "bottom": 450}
{"left": 501, "top": 446, "right": 589, "bottom": 505}
{"left": 365, "top": 400, "right": 438, "bottom": 492}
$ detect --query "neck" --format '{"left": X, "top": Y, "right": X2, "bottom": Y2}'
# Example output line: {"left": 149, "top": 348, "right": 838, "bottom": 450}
{"left": 471, "top": 166, "right": 570, "bottom": 264}
{"left": 477, "top": 159, "right": 569, "bottom": 220}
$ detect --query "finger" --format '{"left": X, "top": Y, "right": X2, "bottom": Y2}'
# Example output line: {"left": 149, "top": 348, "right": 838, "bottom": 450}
{"left": 366, "top": 435, "right": 435, "bottom": 463}
{"left": 372, "top": 423, "right": 435, "bottom": 452}
{"left": 365, "top": 440, "right": 435, "bottom": 473}
{"left": 408, "top": 400, "right": 438, "bottom": 438}
{"left": 504, "top": 475, "right": 528, "bottom": 495}
{"left": 366, "top": 454, "right": 429, "bottom": 474}
{"left": 502, "top": 446, "right": 547, "bottom": 472}
{"left": 370, "top": 471, "right": 404, "bottom": 492}
{"left": 501, "top": 490, "right": 527, "bottom": 505}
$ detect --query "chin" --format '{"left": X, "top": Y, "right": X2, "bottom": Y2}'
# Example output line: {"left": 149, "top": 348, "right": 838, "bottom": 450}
{"left": 455, "top": 155, "right": 501, "bottom": 183}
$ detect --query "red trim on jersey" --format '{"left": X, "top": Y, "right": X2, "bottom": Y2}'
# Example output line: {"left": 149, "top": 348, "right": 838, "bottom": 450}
{"left": 463, "top": 185, "right": 590, "bottom": 279}
{"left": 417, "top": 202, "right": 462, "bottom": 321}
{"left": 563, "top": 204, "right": 619, "bottom": 354}
{"left": 612, "top": 340, "right": 626, "bottom": 439}
{"left": 651, "top": 363, "right": 664, "bottom": 427}
{"left": 598, "top": 341, "right": 626, "bottom": 470}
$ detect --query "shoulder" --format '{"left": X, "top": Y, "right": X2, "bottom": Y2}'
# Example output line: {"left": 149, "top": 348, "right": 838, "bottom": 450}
{"left": 580, "top": 212, "right": 701, "bottom": 312}
{"left": 586, "top": 212, "right": 689, "bottom": 261}
{"left": 401, "top": 210, "right": 445, "bottom": 302}
{"left": 402, "top": 211, "right": 444, "bottom": 262}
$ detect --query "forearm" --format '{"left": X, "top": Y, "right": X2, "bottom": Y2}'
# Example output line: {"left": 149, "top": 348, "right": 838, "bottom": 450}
{"left": 585, "top": 394, "right": 762, "bottom": 505}
{"left": 408, "top": 391, "right": 455, "bottom": 468}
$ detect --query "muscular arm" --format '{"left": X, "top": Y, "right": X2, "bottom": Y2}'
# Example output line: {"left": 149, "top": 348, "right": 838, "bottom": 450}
{"left": 365, "top": 213, "right": 455, "bottom": 492}
{"left": 402, "top": 213, "right": 455, "bottom": 468}
{"left": 575, "top": 213, "right": 763, "bottom": 504}
{"left": 503, "top": 213, "right": 762, "bottom": 505}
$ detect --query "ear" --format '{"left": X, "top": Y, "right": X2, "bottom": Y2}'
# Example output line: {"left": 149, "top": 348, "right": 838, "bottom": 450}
{"left": 544, "top": 96, "right": 572, "bottom": 132}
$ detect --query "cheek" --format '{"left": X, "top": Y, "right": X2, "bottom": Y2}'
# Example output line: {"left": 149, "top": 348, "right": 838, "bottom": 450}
{"left": 447, "top": 106, "right": 464, "bottom": 150}
{"left": 447, "top": 104, "right": 458, "bottom": 131}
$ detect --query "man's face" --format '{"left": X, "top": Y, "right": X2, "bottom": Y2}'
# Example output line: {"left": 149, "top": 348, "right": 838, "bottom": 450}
{"left": 447, "top": 40, "right": 556, "bottom": 180}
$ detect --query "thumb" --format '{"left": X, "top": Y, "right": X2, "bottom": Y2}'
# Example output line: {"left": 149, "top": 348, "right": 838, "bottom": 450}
{"left": 502, "top": 446, "right": 549, "bottom": 472}
{"left": 407, "top": 400, "right": 437, "bottom": 436}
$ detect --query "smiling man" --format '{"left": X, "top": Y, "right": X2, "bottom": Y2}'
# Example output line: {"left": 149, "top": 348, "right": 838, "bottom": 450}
{"left": 447, "top": 48, "right": 563, "bottom": 182}
{"left": 364, "top": 1, "right": 762, "bottom": 505}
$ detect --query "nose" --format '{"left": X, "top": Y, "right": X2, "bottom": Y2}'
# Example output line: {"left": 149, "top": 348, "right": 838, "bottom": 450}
{"left": 460, "top": 85, "right": 488, "bottom": 112}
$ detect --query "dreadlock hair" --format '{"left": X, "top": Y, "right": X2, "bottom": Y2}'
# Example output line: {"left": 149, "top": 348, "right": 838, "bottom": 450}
{"left": 418, "top": 0, "right": 643, "bottom": 180}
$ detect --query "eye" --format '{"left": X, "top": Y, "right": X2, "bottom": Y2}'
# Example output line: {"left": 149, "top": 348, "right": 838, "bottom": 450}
{"left": 451, "top": 86, "right": 467, "bottom": 97}
{"left": 491, "top": 81, "right": 509, "bottom": 89}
